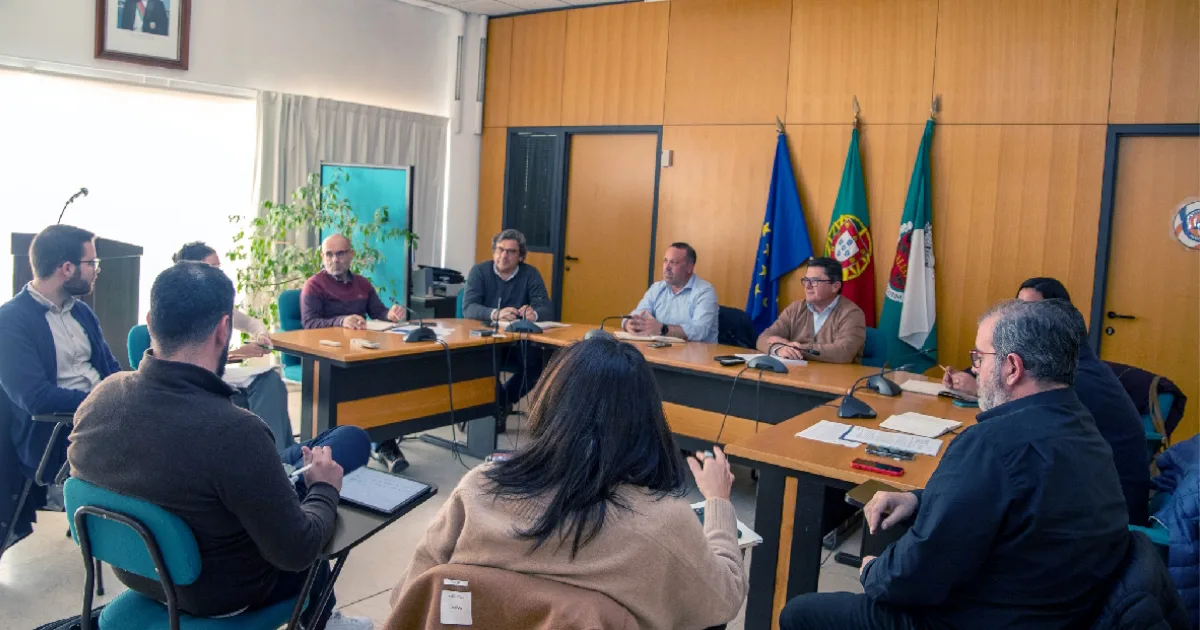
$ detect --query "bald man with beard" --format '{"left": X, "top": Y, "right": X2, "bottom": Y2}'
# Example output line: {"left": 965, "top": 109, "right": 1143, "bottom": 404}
{"left": 300, "top": 234, "right": 403, "bottom": 330}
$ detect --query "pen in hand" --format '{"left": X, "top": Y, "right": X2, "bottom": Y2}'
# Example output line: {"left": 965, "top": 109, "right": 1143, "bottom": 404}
{"left": 288, "top": 463, "right": 313, "bottom": 480}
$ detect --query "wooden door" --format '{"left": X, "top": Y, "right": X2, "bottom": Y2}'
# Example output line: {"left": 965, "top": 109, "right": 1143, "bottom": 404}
{"left": 1100, "top": 135, "right": 1199, "bottom": 440}
{"left": 561, "top": 134, "right": 658, "bottom": 324}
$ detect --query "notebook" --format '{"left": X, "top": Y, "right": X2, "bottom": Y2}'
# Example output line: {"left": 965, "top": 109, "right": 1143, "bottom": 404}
{"left": 900, "top": 379, "right": 979, "bottom": 403}
{"left": 613, "top": 331, "right": 687, "bottom": 343}
{"left": 365, "top": 320, "right": 398, "bottom": 332}
{"left": 691, "top": 501, "right": 763, "bottom": 549}
{"left": 880, "top": 412, "right": 962, "bottom": 438}
{"left": 338, "top": 467, "right": 433, "bottom": 514}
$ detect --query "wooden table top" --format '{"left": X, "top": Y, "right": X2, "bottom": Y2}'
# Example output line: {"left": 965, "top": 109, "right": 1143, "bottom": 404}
{"left": 270, "top": 319, "right": 504, "bottom": 363}
{"left": 725, "top": 394, "right": 979, "bottom": 491}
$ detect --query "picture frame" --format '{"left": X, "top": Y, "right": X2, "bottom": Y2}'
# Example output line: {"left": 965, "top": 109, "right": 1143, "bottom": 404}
{"left": 94, "top": 0, "right": 191, "bottom": 71}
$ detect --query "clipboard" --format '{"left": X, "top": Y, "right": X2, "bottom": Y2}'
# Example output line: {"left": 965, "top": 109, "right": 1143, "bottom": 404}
{"left": 338, "top": 467, "right": 434, "bottom": 515}
{"left": 844, "top": 479, "right": 901, "bottom": 509}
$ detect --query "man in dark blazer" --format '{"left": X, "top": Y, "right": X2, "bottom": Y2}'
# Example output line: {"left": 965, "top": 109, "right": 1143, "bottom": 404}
{"left": 118, "top": 0, "right": 170, "bottom": 36}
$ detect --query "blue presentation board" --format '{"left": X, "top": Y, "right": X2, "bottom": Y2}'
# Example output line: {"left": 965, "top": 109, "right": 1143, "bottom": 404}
{"left": 319, "top": 163, "right": 413, "bottom": 310}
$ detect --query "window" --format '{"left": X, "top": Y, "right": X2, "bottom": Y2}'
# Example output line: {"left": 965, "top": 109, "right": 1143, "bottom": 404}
{"left": 0, "top": 69, "right": 257, "bottom": 322}
{"left": 503, "top": 131, "right": 562, "bottom": 250}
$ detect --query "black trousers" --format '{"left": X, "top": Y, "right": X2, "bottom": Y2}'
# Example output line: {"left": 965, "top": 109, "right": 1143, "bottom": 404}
{"left": 779, "top": 592, "right": 945, "bottom": 630}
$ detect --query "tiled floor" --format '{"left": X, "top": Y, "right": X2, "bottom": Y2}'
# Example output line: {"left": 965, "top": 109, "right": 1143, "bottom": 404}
{"left": 2, "top": 390, "right": 865, "bottom": 629}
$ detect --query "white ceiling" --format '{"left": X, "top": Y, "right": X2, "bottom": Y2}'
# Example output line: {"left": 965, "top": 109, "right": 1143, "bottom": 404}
{"left": 416, "top": 0, "right": 645, "bottom": 17}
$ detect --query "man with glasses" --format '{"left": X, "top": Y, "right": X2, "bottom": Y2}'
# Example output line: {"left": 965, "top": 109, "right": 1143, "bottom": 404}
{"left": 462, "top": 229, "right": 552, "bottom": 432}
{"left": 0, "top": 224, "right": 122, "bottom": 548}
{"left": 301, "top": 233, "right": 407, "bottom": 471}
{"left": 755, "top": 256, "right": 866, "bottom": 363}
{"left": 779, "top": 299, "right": 1130, "bottom": 630}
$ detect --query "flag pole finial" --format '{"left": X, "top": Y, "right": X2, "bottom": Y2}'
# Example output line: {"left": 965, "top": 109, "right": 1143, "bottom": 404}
{"left": 852, "top": 96, "right": 861, "bottom": 128}
{"left": 775, "top": 116, "right": 785, "bottom": 135}
{"left": 931, "top": 94, "right": 939, "bottom": 120}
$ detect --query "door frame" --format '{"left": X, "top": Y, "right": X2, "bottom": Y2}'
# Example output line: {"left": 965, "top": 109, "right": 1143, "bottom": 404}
{"left": 1088, "top": 123, "right": 1199, "bottom": 353}
{"left": 501, "top": 126, "right": 663, "bottom": 319}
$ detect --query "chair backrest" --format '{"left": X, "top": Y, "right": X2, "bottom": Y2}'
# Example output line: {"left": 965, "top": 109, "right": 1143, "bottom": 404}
{"left": 1090, "top": 530, "right": 1190, "bottom": 629}
{"left": 717, "top": 306, "right": 756, "bottom": 349}
{"left": 455, "top": 289, "right": 465, "bottom": 319}
{"left": 862, "top": 327, "right": 886, "bottom": 368}
{"left": 385, "top": 564, "right": 638, "bottom": 630}
{"left": 127, "top": 324, "right": 150, "bottom": 370}
{"left": 278, "top": 289, "right": 303, "bottom": 368}
{"left": 64, "top": 477, "right": 202, "bottom": 586}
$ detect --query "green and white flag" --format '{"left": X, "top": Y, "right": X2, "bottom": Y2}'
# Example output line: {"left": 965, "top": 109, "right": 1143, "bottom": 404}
{"left": 878, "top": 119, "right": 936, "bottom": 370}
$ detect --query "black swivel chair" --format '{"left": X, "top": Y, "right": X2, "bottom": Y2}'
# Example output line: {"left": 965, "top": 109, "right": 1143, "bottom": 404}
{"left": 717, "top": 306, "right": 756, "bottom": 350}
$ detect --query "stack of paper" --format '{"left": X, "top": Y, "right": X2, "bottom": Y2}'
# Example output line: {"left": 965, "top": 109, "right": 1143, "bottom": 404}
{"left": 881, "top": 412, "right": 962, "bottom": 438}
{"left": 842, "top": 426, "right": 943, "bottom": 457}
{"left": 365, "top": 320, "right": 399, "bottom": 332}
{"left": 795, "top": 420, "right": 861, "bottom": 447}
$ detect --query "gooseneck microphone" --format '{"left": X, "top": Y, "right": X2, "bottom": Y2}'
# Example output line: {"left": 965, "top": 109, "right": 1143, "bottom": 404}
{"left": 397, "top": 304, "right": 438, "bottom": 343}
{"left": 584, "top": 315, "right": 631, "bottom": 340}
{"left": 57, "top": 187, "right": 88, "bottom": 224}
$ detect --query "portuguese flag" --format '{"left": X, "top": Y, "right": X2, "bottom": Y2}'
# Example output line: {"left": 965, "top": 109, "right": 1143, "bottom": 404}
{"left": 823, "top": 127, "right": 876, "bottom": 325}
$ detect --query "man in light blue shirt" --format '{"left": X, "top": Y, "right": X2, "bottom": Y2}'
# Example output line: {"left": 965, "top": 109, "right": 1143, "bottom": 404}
{"left": 624, "top": 243, "right": 719, "bottom": 343}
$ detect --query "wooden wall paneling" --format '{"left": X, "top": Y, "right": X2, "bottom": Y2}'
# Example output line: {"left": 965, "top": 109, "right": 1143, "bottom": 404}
{"left": 483, "top": 18, "right": 513, "bottom": 128}
{"left": 656, "top": 125, "right": 779, "bottom": 305}
{"left": 508, "top": 11, "right": 568, "bottom": 127}
{"left": 525, "top": 251, "right": 555, "bottom": 299}
{"left": 787, "top": 0, "right": 938, "bottom": 124}
{"left": 561, "top": 2, "right": 670, "bottom": 126}
{"left": 931, "top": 125, "right": 1106, "bottom": 367}
{"left": 475, "top": 127, "right": 507, "bottom": 264}
{"left": 663, "top": 0, "right": 793, "bottom": 125}
{"left": 933, "top": 0, "right": 1118, "bottom": 124}
{"left": 1109, "top": 0, "right": 1200, "bottom": 123}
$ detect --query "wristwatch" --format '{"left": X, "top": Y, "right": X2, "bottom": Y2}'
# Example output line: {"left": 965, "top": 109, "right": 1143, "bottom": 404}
{"left": 660, "top": 323, "right": 668, "bottom": 336}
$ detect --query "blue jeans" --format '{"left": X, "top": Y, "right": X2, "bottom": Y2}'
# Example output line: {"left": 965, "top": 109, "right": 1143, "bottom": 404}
{"left": 264, "top": 426, "right": 371, "bottom": 623}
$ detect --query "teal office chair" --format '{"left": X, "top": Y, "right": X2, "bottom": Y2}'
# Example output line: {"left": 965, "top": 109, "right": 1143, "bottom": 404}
{"left": 862, "top": 327, "right": 886, "bottom": 368}
{"left": 455, "top": 288, "right": 465, "bottom": 318}
{"left": 127, "top": 324, "right": 151, "bottom": 370}
{"left": 65, "top": 477, "right": 310, "bottom": 630}
{"left": 278, "top": 290, "right": 303, "bottom": 382}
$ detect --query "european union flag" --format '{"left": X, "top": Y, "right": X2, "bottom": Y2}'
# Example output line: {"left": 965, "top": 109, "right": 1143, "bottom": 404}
{"left": 746, "top": 131, "right": 813, "bottom": 334}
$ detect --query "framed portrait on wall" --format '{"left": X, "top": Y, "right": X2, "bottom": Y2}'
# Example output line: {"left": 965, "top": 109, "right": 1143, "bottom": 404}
{"left": 94, "top": 0, "right": 191, "bottom": 70}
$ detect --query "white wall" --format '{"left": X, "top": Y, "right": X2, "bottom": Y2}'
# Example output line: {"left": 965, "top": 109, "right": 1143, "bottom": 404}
{"left": 0, "top": 0, "right": 453, "bottom": 115}
{"left": 441, "top": 14, "right": 485, "bottom": 273}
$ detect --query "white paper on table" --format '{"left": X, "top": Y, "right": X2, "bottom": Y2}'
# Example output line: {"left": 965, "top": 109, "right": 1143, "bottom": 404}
{"left": 690, "top": 500, "right": 764, "bottom": 549}
{"left": 222, "top": 364, "right": 277, "bottom": 388}
{"left": 735, "top": 353, "right": 808, "bottom": 367}
{"left": 795, "top": 420, "right": 861, "bottom": 447}
{"left": 364, "top": 320, "right": 398, "bottom": 331}
{"left": 842, "top": 426, "right": 944, "bottom": 457}
{"left": 880, "top": 412, "right": 962, "bottom": 438}
{"left": 613, "top": 331, "right": 687, "bottom": 343}
{"left": 499, "top": 320, "right": 569, "bottom": 329}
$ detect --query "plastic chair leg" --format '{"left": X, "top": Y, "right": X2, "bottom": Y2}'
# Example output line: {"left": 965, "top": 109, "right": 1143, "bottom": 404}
{"left": 94, "top": 559, "right": 104, "bottom": 596}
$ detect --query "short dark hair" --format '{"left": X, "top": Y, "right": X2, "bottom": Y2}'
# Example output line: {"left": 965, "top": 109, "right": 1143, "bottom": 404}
{"left": 149, "top": 262, "right": 235, "bottom": 355}
{"left": 492, "top": 229, "right": 528, "bottom": 260}
{"left": 484, "top": 337, "right": 687, "bottom": 559}
{"left": 668, "top": 242, "right": 697, "bottom": 264}
{"left": 981, "top": 299, "right": 1081, "bottom": 387}
{"left": 29, "top": 224, "right": 95, "bottom": 279}
{"left": 1018, "top": 277, "right": 1072, "bottom": 302}
{"left": 807, "top": 256, "right": 844, "bottom": 292}
{"left": 172, "top": 241, "right": 217, "bottom": 264}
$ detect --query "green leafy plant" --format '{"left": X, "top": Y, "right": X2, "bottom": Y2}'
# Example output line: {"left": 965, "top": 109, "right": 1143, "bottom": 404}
{"left": 227, "top": 171, "right": 417, "bottom": 330}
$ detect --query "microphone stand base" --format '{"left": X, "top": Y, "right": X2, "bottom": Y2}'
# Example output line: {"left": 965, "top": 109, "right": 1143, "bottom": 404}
{"left": 865, "top": 374, "right": 902, "bottom": 396}
{"left": 404, "top": 327, "right": 439, "bottom": 343}
{"left": 837, "top": 394, "right": 878, "bottom": 419}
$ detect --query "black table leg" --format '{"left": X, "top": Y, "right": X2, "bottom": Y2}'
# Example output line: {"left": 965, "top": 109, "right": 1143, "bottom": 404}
{"left": 744, "top": 468, "right": 787, "bottom": 630}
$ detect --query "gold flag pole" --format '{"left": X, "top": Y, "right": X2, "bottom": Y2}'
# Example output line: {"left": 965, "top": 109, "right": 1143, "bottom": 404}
{"left": 775, "top": 116, "right": 785, "bottom": 135}
{"left": 852, "top": 95, "right": 860, "bottom": 128}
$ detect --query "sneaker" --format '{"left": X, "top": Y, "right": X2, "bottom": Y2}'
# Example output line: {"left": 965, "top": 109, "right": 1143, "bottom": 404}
{"left": 325, "top": 611, "right": 373, "bottom": 630}
{"left": 387, "top": 448, "right": 409, "bottom": 474}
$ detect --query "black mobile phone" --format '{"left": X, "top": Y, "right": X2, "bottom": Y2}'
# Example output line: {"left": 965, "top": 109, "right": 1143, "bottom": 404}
{"left": 469, "top": 329, "right": 495, "bottom": 337}
{"left": 714, "top": 355, "right": 746, "bottom": 366}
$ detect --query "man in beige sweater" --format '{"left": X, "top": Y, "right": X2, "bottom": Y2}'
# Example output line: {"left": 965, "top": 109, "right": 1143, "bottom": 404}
{"left": 756, "top": 257, "right": 866, "bottom": 364}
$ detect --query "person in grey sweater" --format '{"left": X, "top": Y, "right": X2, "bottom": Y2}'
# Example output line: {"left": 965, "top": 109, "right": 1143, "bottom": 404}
{"left": 68, "top": 262, "right": 373, "bottom": 630}
{"left": 462, "top": 229, "right": 552, "bottom": 431}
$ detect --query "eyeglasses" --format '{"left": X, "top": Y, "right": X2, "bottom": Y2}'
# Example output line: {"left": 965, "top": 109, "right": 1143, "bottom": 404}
{"left": 494, "top": 246, "right": 520, "bottom": 256}
{"left": 79, "top": 259, "right": 101, "bottom": 270}
{"left": 799, "top": 278, "right": 834, "bottom": 287}
{"left": 969, "top": 349, "right": 997, "bottom": 368}
{"left": 323, "top": 249, "right": 351, "bottom": 259}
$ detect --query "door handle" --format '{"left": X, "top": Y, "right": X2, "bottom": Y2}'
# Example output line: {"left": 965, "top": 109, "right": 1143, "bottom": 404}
{"left": 1107, "top": 311, "right": 1136, "bottom": 320}
{"left": 564, "top": 255, "right": 580, "bottom": 262}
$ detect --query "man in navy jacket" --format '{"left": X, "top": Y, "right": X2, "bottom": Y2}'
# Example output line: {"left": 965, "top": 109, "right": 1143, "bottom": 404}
{"left": 0, "top": 225, "right": 120, "bottom": 548}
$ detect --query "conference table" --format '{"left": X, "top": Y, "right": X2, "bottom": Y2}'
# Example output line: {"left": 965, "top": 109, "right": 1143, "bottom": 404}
{"left": 271, "top": 320, "right": 977, "bottom": 630}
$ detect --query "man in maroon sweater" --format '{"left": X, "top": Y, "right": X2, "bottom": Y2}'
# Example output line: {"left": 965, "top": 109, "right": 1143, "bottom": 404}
{"left": 300, "top": 234, "right": 403, "bottom": 330}
{"left": 301, "top": 234, "right": 408, "bottom": 471}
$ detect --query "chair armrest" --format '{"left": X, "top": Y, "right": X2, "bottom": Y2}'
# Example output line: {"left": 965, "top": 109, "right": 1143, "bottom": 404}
{"left": 32, "top": 413, "right": 74, "bottom": 424}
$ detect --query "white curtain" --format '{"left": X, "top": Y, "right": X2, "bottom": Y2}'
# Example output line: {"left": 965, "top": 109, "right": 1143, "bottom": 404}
{"left": 253, "top": 92, "right": 449, "bottom": 262}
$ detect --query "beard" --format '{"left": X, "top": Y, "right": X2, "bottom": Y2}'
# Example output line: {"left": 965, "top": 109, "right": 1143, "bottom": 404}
{"left": 216, "top": 344, "right": 229, "bottom": 378}
{"left": 978, "top": 366, "right": 1010, "bottom": 412}
{"left": 63, "top": 268, "right": 94, "bottom": 296}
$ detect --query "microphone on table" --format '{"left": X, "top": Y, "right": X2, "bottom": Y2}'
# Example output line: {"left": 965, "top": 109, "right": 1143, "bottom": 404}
{"left": 584, "top": 315, "right": 631, "bottom": 340}
{"left": 864, "top": 347, "right": 939, "bottom": 396}
{"left": 837, "top": 349, "right": 938, "bottom": 419}
{"left": 748, "top": 342, "right": 822, "bottom": 373}
{"left": 397, "top": 305, "right": 438, "bottom": 343}
{"left": 57, "top": 187, "right": 88, "bottom": 224}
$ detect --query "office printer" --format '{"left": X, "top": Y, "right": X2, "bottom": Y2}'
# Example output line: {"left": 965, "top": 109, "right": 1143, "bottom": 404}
{"left": 412, "top": 265, "right": 465, "bottom": 297}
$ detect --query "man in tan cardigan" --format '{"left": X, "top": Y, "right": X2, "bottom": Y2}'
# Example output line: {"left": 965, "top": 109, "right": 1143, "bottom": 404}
{"left": 756, "top": 257, "right": 867, "bottom": 364}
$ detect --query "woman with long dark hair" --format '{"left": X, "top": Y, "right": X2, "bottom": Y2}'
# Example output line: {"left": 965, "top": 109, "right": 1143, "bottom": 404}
{"left": 391, "top": 337, "right": 746, "bottom": 629}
